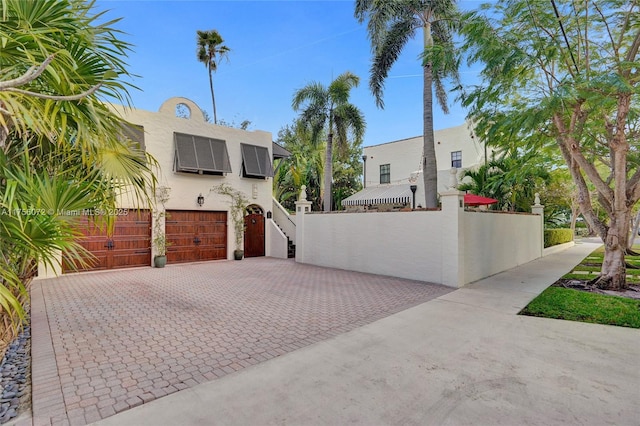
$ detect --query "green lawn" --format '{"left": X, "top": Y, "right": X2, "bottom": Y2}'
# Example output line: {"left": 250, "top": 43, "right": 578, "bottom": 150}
{"left": 520, "top": 245, "right": 640, "bottom": 328}
{"left": 521, "top": 287, "right": 640, "bottom": 328}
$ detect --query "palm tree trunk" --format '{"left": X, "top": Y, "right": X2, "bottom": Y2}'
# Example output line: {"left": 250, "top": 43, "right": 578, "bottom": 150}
{"left": 422, "top": 23, "right": 438, "bottom": 208}
{"left": 324, "top": 132, "right": 333, "bottom": 212}
{"left": 208, "top": 66, "right": 217, "bottom": 124}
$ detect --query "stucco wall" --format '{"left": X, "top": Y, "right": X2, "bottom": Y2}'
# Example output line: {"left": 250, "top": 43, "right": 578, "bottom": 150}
{"left": 462, "top": 211, "right": 542, "bottom": 284}
{"left": 112, "top": 97, "right": 273, "bottom": 260}
{"left": 265, "top": 219, "right": 288, "bottom": 259}
{"left": 302, "top": 211, "right": 444, "bottom": 283}
{"left": 363, "top": 122, "right": 484, "bottom": 192}
{"left": 297, "top": 192, "right": 543, "bottom": 287}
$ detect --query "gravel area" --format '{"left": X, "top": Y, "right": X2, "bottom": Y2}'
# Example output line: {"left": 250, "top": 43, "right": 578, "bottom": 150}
{"left": 0, "top": 321, "right": 31, "bottom": 424}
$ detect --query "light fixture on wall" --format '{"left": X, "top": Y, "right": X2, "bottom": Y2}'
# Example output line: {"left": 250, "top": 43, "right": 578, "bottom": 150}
{"left": 197, "top": 193, "right": 204, "bottom": 207}
{"left": 410, "top": 185, "right": 417, "bottom": 210}
{"left": 362, "top": 154, "right": 367, "bottom": 188}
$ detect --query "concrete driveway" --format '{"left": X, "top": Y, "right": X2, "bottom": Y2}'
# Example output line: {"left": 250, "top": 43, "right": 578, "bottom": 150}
{"left": 29, "top": 258, "right": 452, "bottom": 425}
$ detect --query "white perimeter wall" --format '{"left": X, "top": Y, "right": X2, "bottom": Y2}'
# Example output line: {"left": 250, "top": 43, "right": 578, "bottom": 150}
{"left": 463, "top": 212, "right": 542, "bottom": 284}
{"left": 297, "top": 192, "right": 543, "bottom": 287}
{"left": 302, "top": 211, "right": 444, "bottom": 283}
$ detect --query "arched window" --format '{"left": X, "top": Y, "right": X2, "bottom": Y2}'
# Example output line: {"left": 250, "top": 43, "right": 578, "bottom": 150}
{"left": 175, "top": 103, "right": 191, "bottom": 119}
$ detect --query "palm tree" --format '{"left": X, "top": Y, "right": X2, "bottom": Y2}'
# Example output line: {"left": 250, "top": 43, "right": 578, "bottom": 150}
{"left": 0, "top": 0, "right": 156, "bottom": 345}
{"left": 196, "top": 29, "right": 230, "bottom": 125}
{"left": 355, "top": 0, "right": 461, "bottom": 208}
{"left": 273, "top": 123, "right": 325, "bottom": 211}
{"left": 292, "top": 72, "right": 366, "bottom": 212}
{"left": 458, "top": 164, "right": 498, "bottom": 198}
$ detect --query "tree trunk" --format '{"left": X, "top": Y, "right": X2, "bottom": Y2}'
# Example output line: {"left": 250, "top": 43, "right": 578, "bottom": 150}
{"left": 324, "top": 132, "right": 333, "bottom": 212}
{"left": 208, "top": 66, "right": 217, "bottom": 124}
{"left": 569, "top": 205, "right": 579, "bottom": 235}
{"left": 628, "top": 210, "right": 640, "bottom": 250}
{"left": 596, "top": 245, "right": 627, "bottom": 290}
{"left": 553, "top": 121, "right": 630, "bottom": 290}
{"left": 594, "top": 215, "right": 630, "bottom": 290}
{"left": 422, "top": 24, "right": 438, "bottom": 208}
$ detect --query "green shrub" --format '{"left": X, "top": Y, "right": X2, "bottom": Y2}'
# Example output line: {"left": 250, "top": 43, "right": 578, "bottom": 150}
{"left": 544, "top": 228, "right": 573, "bottom": 248}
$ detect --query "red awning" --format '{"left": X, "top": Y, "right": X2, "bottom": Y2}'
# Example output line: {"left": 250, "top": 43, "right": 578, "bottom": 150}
{"left": 464, "top": 194, "right": 498, "bottom": 206}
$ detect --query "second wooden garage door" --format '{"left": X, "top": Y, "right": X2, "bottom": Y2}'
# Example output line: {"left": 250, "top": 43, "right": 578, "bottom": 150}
{"left": 165, "top": 210, "right": 227, "bottom": 264}
{"left": 62, "top": 210, "right": 151, "bottom": 273}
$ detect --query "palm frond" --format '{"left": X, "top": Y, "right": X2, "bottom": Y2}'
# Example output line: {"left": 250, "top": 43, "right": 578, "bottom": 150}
{"left": 370, "top": 18, "right": 417, "bottom": 108}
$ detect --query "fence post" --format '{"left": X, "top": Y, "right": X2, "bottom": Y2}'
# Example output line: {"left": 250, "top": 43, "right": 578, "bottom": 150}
{"left": 531, "top": 192, "right": 545, "bottom": 257}
{"left": 294, "top": 185, "right": 312, "bottom": 263}
{"left": 440, "top": 190, "right": 466, "bottom": 287}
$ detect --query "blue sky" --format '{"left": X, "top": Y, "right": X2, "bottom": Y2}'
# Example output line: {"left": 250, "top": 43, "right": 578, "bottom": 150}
{"left": 99, "top": 0, "right": 483, "bottom": 146}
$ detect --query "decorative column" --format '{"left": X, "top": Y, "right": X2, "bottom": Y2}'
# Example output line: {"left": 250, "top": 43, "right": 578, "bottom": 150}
{"left": 440, "top": 170, "right": 465, "bottom": 287}
{"left": 440, "top": 190, "right": 466, "bottom": 288}
{"left": 294, "top": 185, "right": 312, "bottom": 263}
{"left": 531, "top": 192, "right": 545, "bottom": 257}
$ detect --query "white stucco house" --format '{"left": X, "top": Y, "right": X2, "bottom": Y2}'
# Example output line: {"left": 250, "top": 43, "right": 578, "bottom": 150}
{"left": 342, "top": 122, "right": 490, "bottom": 210}
{"left": 38, "top": 97, "right": 291, "bottom": 278}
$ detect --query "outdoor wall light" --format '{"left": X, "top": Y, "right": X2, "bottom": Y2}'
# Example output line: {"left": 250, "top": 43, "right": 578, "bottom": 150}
{"left": 362, "top": 154, "right": 368, "bottom": 188}
{"left": 410, "top": 185, "right": 417, "bottom": 210}
{"left": 197, "top": 193, "right": 204, "bottom": 206}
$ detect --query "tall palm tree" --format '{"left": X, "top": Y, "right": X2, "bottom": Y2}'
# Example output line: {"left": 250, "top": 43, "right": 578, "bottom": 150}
{"left": 196, "top": 29, "right": 230, "bottom": 125}
{"left": 292, "top": 72, "right": 366, "bottom": 212}
{"left": 355, "top": 0, "right": 461, "bottom": 208}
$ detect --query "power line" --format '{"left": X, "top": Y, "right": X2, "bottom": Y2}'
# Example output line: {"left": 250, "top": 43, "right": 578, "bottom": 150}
{"left": 550, "top": 0, "right": 579, "bottom": 75}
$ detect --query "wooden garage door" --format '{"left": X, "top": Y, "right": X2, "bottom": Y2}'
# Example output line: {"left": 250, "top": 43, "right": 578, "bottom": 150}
{"left": 165, "top": 210, "right": 227, "bottom": 264}
{"left": 62, "top": 210, "right": 151, "bottom": 273}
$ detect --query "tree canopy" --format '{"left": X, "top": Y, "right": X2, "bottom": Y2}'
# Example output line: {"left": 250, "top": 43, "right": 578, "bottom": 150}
{"left": 292, "top": 72, "right": 365, "bottom": 212}
{"left": 196, "top": 29, "right": 230, "bottom": 125}
{"left": 460, "top": 0, "right": 640, "bottom": 289}
{"left": 355, "top": 0, "right": 461, "bottom": 208}
{"left": 0, "top": 0, "right": 155, "bottom": 344}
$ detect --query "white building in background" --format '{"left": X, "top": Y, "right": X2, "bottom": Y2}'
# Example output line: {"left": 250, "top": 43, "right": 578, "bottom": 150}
{"left": 343, "top": 122, "right": 489, "bottom": 211}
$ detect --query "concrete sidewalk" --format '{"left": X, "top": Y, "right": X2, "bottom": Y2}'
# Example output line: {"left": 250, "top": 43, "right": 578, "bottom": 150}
{"left": 94, "top": 239, "right": 640, "bottom": 426}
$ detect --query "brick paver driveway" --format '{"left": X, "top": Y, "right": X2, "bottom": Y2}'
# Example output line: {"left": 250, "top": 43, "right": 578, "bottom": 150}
{"left": 31, "top": 258, "right": 452, "bottom": 425}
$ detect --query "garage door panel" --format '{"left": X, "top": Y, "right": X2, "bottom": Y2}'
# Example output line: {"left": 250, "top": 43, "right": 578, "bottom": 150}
{"left": 196, "top": 246, "right": 226, "bottom": 260}
{"left": 63, "top": 211, "right": 151, "bottom": 273}
{"left": 111, "top": 250, "right": 149, "bottom": 269}
{"left": 166, "top": 245, "right": 198, "bottom": 263}
{"left": 165, "top": 223, "right": 196, "bottom": 234}
{"left": 63, "top": 249, "right": 108, "bottom": 272}
{"left": 165, "top": 210, "right": 227, "bottom": 264}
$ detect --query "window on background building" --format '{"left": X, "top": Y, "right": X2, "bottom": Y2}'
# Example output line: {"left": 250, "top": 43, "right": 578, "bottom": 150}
{"left": 380, "top": 164, "right": 390, "bottom": 184}
{"left": 451, "top": 151, "right": 462, "bottom": 168}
